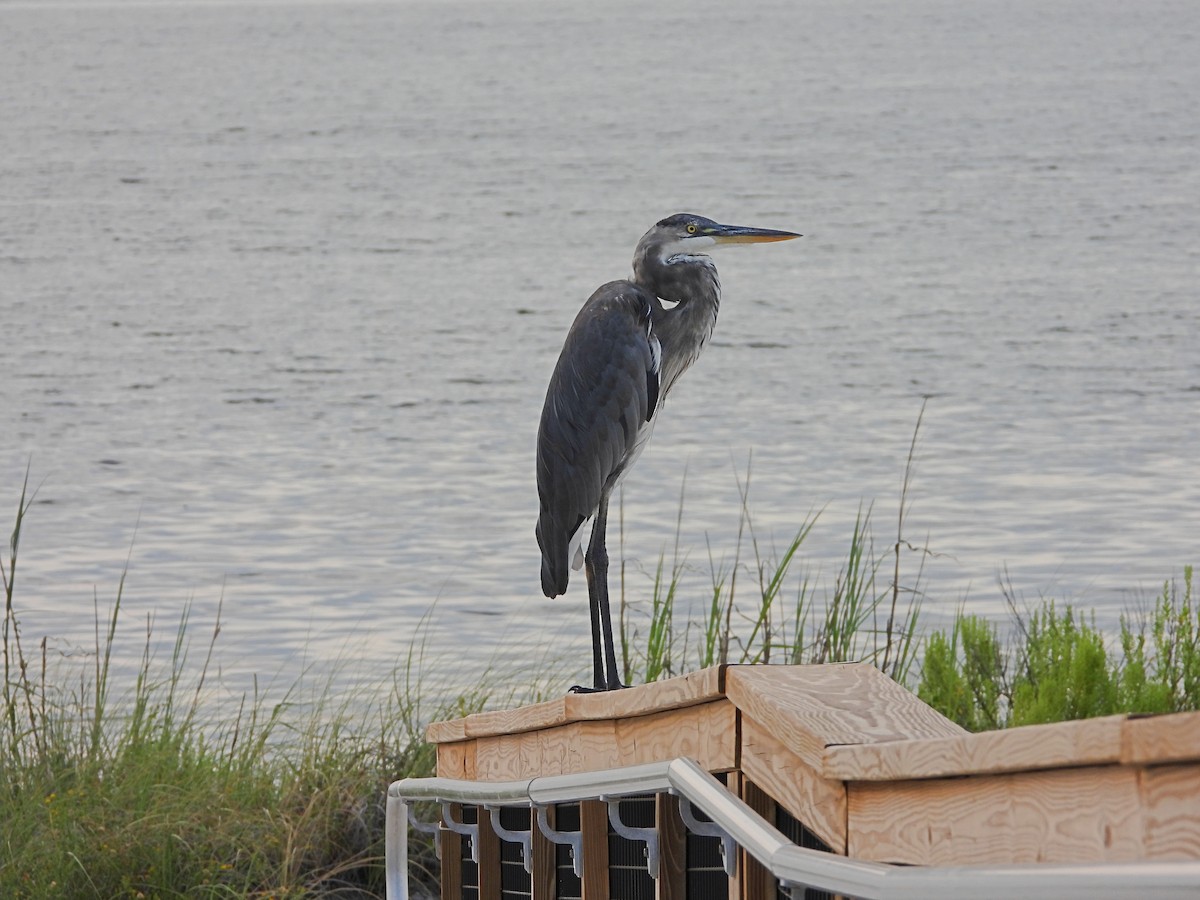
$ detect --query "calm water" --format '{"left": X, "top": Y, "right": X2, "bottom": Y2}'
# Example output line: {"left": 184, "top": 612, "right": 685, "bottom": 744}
{"left": 3, "top": 0, "right": 1198, "bottom": 692}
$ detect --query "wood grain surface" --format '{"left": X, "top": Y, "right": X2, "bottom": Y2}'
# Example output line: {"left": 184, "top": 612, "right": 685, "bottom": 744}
{"left": 741, "top": 714, "right": 847, "bottom": 852}
{"left": 824, "top": 714, "right": 1127, "bottom": 781}
{"left": 727, "top": 663, "right": 964, "bottom": 768}
{"left": 418, "top": 665, "right": 1200, "bottom": 879}
{"left": 1123, "top": 712, "right": 1200, "bottom": 766}
{"left": 426, "top": 666, "right": 725, "bottom": 743}
{"left": 469, "top": 700, "right": 736, "bottom": 780}
{"left": 1140, "top": 763, "right": 1200, "bottom": 859}
{"left": 848, "top": 766, "right": 1145, "bottom": 865}
{"left": 435, "top": 740, "right": 476, "bottom": 779}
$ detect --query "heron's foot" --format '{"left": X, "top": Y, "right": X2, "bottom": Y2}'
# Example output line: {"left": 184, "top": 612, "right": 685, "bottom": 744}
{"left": 567, "top": 682, "right": 627, "bottom": 694}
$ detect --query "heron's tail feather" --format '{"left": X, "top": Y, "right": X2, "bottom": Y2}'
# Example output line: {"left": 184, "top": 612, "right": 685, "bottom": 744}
{"left": 540, "top": 559, "right": 566, "bottom": 598}
{"left": 536, "top": 518, "right": 570, "bottom": 598}
{"left": 537, "top": 512, "right": 592, "bottom": 598}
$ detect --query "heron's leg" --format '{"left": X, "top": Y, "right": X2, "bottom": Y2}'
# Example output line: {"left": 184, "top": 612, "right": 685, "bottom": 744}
{"left": 586, "top": 496, "right": 625, "bottom": 691}
{"left": 583, "top": 536, "right": 605, "bottom": 691}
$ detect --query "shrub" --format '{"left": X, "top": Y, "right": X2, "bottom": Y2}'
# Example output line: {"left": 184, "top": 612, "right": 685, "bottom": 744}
{"left": 919, "top": 568, "right": 1199, "bottom": 731}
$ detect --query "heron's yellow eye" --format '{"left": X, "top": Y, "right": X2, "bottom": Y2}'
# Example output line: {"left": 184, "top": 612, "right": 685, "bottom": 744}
{"left": 686, "top": 223, "right": 697, "bottom": 235}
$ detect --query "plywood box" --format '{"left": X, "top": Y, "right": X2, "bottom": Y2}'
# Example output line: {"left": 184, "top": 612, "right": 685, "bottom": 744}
{"left": 425, "top": 663, "right": 1200, "bottom": 888}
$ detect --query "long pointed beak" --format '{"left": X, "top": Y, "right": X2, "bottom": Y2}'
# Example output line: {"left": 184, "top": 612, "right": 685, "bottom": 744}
{"left": 709, "top": 223, "right": 802, "bottom": 244}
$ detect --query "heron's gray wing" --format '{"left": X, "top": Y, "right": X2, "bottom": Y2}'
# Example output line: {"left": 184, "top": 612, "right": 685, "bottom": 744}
{"left": 536, "top": 281, "right": 661, "bottom": 598}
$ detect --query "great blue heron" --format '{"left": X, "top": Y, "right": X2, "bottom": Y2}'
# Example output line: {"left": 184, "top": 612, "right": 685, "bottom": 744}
{"left": 535, "top": 213, "right": 801, "bottom": 691}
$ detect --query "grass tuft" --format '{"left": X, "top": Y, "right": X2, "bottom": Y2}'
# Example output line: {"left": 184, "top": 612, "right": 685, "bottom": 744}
{"left": 0, "top": 479, "right": 462, "bottom": 897}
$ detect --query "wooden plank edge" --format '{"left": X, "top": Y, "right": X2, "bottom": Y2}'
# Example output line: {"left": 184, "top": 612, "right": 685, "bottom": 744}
{"left": 741, "top": 713, "right": 847, "bottom": 853}
{"left": 427, "top": 666, "right": 728, "bottom": 744}
{"left": 563, "top": 665, "right": 726, "bottom": 722}
{"left": 462, "top": 696, "right": 568, "bottom": 739}
{"left": 727, "top": 663, "right": 965, "bottom": 770}
{"left": 1123, "top": 711, "right": 1200, "bottom": 766}
{"left": 826, "top": 709, "right": 1200, "bottom": 782}
{"left": 846, "top": 765, "right": 1146, "bottom": 865}
{"left": 426, "top": 717, "right": 468, "bottom": 744}
{"left": 824, "top": 714, "right": 1128, "bottom": 782}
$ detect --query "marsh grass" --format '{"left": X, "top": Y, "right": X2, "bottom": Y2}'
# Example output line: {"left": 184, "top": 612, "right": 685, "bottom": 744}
{"left": 616, "top": 406, "right": 929, "bottom": 688}
{"left": 3, "top": 455, "right": 1197, "bottom": 896}
{"left": 0, "top": 471, "right": 488, "bottom": 898}
{"left": 617, "top": 495, "right": 923, "bottom": 689}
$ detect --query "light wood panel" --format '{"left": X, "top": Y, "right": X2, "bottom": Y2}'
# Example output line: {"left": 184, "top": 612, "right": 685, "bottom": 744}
{"left": 470, "top": 700, "right": 736, "bottom": 780}
{"left": 741, "top": 715, "right": 847, "bottom": 853}
{"left": 848, "top": 766, "right": 1145, "bottom": 865}
{"left": 613, "top": 699, "right": 736, "bottom": 770}
{"left": 426, "top": 667, "right": 725, "bottom": 743}
{"left": 825, "top": 711, "right": 1200, "bottom": 782}
{"left": 824, "top": 714, "right": 1127, "bottom": 782}
{"left": 472, "top": 727, "right": 546, "bottom": 781}
{"left": 436, "top": 740, "right": 476, "bottom": 779}
{"left": 1140, "top": 764, "right": 1200, "bottom": 859}
{"left": 566, "top": 665, "right": 725, "bottom": 723}
{"left": 420, "top": 664, "right": 1200, "bottom": 892}
{"left": 461, "top": 697, "right": 568, "bottom": 741}
{"left": 727, "top": 664, "right": 964, "bottom": 769}
{"left": 1124, "top": 712, "right": 1200, "bottom": 766}
{"left": 468, "top": 721, "right": 602, "bottom": 781}
{"left": 426, "top": 716, "right": 468, "bottom": 745}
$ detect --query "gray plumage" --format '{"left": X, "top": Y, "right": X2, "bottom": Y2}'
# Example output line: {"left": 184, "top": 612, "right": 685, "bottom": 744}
{"left": 535, "top": 213, "right": 799, "bottom": 691}
{"left": 535, "top": 283, "right": 661, "bottom": 596}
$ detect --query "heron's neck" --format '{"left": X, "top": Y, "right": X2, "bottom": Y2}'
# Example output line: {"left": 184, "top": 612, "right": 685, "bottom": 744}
{"left": 634, "top": 254, "right": 722, "bottom": 395}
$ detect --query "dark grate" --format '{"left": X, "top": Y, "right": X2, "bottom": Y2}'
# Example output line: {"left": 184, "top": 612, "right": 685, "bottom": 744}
{"left": 775, "top": 805, "right": 834, "bottom": 900}
{"left": 459, "top": 805, "right": 479, "bottom": 900}
{"left": 498, "top": 806, "right": 532, "bottom": 899}
{"left": 608, "top": 795, "right": 656, "bottom": 900}
{"left": 685, "top": 828, "right": 727, "bottom": 897}
{"left": 554, "top": 802, "right": 583, "bottom": 900}
{"left": 686, "top": 773, "right": 728, "bottom": 898}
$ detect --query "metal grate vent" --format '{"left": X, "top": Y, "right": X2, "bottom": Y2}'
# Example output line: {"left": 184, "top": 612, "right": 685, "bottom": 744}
{"left": 498, "top": 806, "right": 532, "bottom": 899}
{"left": 686, "top": 773, "right": 728, "bottom": 898}
{"left": 775, "top": 805, "right": 833, "bottom": 900}
{"left": 608, "top": 795, "right": 656, "bottom": 900}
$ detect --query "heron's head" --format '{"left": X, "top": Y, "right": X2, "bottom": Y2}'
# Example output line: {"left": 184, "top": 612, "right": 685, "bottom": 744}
{"left": 637, "top": 213, "right": 801, "bottom": 266}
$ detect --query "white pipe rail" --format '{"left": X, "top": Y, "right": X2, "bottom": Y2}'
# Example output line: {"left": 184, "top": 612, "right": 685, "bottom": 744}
{"left": 385, "top": 757, "right": 1200, "bottom": 900}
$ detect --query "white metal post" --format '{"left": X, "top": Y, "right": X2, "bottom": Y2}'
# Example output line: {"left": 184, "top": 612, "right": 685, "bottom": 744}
{"left": 385, "top": 793, "right": 409, "bottom": 900}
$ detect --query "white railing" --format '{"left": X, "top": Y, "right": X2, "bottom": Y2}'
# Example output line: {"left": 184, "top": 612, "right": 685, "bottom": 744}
{"left": 385, "top": 757, "right": 1200, "bottom": 900}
